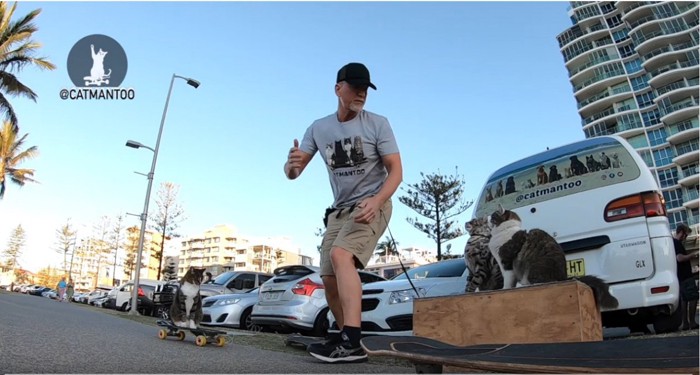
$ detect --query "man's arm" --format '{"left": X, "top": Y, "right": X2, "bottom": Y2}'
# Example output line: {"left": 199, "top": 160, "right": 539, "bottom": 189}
{"left": 374, "top": 153, "right": 403, "bottom": 204}
{"left": 678, "top": 251, "right": 699, "bottom": 262}
{"left": 354, "top": 153, "right": 403, "bottom": 224}
{"left": 284, "top": 139, "right": 313, "bottom": 180}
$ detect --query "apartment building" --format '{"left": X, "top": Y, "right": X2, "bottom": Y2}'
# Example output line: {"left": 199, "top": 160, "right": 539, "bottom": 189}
{"left": 365, "top": 246, "right": 437, "bottom": 279}
{"left": 177, "top": 224, "right": 313, "bottom": 277}
{"left": 557, "top": 1, "right": 699, "bottom": 248}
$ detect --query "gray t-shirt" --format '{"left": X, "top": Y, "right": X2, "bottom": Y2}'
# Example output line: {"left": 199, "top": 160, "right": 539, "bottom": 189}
{"left": 300, "top": 110, "right": 399, "bottom": 209}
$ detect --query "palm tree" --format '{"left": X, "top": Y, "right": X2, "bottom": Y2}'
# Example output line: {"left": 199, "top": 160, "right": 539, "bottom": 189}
{"left": 0, "top": 2, "right": 56, "bottom": 130}
{"left": 0, "top": 120, "right": 37, "bottom": 198}
{"left": 375, "top": 236, "right": 399, "bottom": 257}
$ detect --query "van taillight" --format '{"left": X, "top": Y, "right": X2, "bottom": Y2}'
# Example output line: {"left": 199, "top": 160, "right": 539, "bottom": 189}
{"left": 291, "top": 278, "right": 324, "bottom": 296}
{"left": 137, "top": 287, "right": 145, "bottom": 297}
{"left": 605, "top": 192, "right": 666, "bottom": 222}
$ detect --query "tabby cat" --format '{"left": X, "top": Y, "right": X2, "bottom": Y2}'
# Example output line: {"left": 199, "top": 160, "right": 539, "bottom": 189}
{"left": 170, "top": 266, "right": 206, "bottom": 329}
{"left": 464, "top": 217, "right": 503, "bottom": 292}
{"left": 488, "top": 206, "right": 618, "bottom": 309}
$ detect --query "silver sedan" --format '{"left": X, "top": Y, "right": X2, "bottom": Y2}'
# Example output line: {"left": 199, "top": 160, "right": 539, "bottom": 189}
{"left": 201, "top": 287, "right": 262, "bottom": 331}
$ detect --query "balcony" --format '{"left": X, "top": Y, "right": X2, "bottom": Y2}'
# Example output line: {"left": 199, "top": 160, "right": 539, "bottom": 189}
{"left": 683, "top": 189, "right": 699, "bottom": 209}
{"left": 667, "top": 119, "right": 700, "bottom": 144}
{"left": 578, "top": 84, "right": 632, "bottom": 111}
{"left": 570, "top": 53, "right": 617, "bottom": 78}
{"left": 649, "top": 59, "right": 699, "bottom": 83}
{"left": 573, "top": 67, "right": 626, "bottom": 95}
{"left": 660, "top": 97, "right": 699, "bottom": 124}
{"left": 643, "top": 40, "right": 698, "bottom": 67}
{"left": 673, "top": 149, "right": 699, "bottom": 165}
{"left": 679, "top": 164, "right": 699, "bottom": 187}
{"left": 655, "top": 77, "right": 700, "bottom": 98}
{"left": 629, "top": 21, "right": 696, "bottom": 55}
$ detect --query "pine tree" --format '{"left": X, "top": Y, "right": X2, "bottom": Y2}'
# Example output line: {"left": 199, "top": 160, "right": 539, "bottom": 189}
{"left": 398, "top": 167, "right": 473, "bottom": 261}
{"left": 54, "top": 219, "right": 76, "bottom": 274}
{"left": 2, "top": 224, "right": 25, "bottom": 269}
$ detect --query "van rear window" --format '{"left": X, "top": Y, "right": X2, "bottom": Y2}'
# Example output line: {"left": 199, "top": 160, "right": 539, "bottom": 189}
{"left": 475, "top": 137, "right": 641, "bottom": 218}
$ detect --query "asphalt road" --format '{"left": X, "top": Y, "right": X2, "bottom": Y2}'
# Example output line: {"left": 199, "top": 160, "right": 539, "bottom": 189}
{"left": 0, "top": 292, "right": 412, "bottom": 374}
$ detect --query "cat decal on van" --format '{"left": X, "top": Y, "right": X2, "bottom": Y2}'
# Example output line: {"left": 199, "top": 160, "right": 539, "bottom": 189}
{"left": 478, "top": 140, "right": 639, "bottom": 216}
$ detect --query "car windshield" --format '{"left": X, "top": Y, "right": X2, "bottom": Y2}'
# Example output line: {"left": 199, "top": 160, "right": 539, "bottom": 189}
{"left": 245, "top": 287, "right": 259, "bottom": 294}
{"left": 391, "top": 260, "right": 466, "bottom": 280}
{"left": 211, "top": 272, "right": 235, "bottom": 285}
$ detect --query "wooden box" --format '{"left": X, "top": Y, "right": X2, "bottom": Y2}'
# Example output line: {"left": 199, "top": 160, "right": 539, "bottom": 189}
{"left": 413, "top": 280, "right": 602, "bottom": 347}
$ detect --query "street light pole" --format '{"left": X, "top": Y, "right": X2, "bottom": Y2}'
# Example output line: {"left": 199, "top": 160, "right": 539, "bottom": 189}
{"left": 127, "top": 73, "right": 200, "bottom": 316}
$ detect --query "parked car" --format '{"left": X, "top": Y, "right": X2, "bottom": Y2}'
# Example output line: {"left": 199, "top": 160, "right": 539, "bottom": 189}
{"left": 87, "top": 290, "right": 109, "bottom": 305}
{"left": 201, "top": 287, "right": 263, "bottom": 331}
{"left": 26, "top": 285, "right": 46, "bottom": 295}
{"left": 200, "top": 271, "right": 273, "bottom": 298}
{"left": 252, "top": 265, "right": 387, "bottom": 336}
{"left": 114, "top": 280, "right": 162, "bottom": 315}
{"left": 329, "top": 258, "right": 469, "bottom": 336}
{"left": 472, "top": 135, "right": 680, "bottom": 333}
{"left": 19, "top": 284, "right": 36, "bottom": 293}
{"left": 72, "top": 292, "right": 88, "bottom": 303}
{"left": 93, "top": 294, "right": 112, "bottom": 308}
{"left": 28, "top": 286, "right": 51, "bottom": 296}
{"left": 42, "top": 289, "right": 59, "bottom": 299}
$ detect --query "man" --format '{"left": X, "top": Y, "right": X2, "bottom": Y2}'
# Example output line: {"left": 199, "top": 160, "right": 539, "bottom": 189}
{"left": 673, "top": 223, "right": 699, "bottom": 330}
{"left": 284, "top": 62, "right": 402, "bottom": 363}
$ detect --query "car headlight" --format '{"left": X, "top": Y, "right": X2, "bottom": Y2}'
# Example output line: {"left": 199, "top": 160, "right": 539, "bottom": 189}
{"left": 215, "top": 298, "right": 241, "bottom": 306}
{"left": 389, "top": 288, "right": 426, "bottom": 304}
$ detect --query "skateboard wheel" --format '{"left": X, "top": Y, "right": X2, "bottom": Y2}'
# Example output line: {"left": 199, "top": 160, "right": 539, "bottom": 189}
{"left": 177, "top": 331, "right": 186, "bottom": 341}
{"left": 158, "top": 329, "right": 168, "bottom": 340}
{"left": 195, "top": 335, "right": 207, "bottom": 347}
{"left": 414, "top": 363, "right": 443, "bottom": 374}
{"left": 215, "top": 335, "right": 226, "bottom": 347}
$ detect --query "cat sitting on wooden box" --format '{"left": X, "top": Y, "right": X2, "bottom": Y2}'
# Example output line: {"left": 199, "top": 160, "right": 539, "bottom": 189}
{"left": 487, "top": 205, "right": 618, "bottom": 309}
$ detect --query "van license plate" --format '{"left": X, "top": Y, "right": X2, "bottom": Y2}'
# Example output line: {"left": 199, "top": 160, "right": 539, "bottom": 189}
{"left": 566, "top": 258, "right": 585, "bottom": 277}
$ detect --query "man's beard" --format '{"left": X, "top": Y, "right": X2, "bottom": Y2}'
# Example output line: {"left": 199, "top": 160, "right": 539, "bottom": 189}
{"left": 348, "top": 101, "right": 364, "bottom": 113}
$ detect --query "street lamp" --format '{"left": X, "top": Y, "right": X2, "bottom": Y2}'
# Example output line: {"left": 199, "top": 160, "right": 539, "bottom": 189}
{"left": 126, "top": 73, "right": 199, "bottom": 316}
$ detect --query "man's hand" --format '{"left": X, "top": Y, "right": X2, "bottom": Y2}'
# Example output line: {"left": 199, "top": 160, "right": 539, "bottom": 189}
{"left": 285, "top": 139, "right": 308, "bottom": 180}
{"left": 288, "top": 139, "right": 301, "bottom": 169}
{"left": 354, "top": 197, "right": 382, "bottom": 224}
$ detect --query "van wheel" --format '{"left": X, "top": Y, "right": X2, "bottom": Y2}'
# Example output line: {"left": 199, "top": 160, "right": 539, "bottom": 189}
{"left": 310, "top": 308, "right": 330, "bottom": 337}
{"left": 121, "top": 302, "right": 130, "bottom": 312}
{"left": 653, "top": 303, "right": 682, "bottom": 334}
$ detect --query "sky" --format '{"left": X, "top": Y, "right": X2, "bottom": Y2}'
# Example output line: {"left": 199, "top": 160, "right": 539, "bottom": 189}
{"left": 0, "top": 1, "right": 585, "bottom": 273}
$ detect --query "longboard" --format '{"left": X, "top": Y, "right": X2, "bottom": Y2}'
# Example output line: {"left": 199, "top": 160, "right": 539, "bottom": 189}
{"left": 156, "top": 319, "right": 229, "bottom": 347}
{"left": 284, "top": 334, "right": 326, "bottom": 349}
{"left": 361, "top": 335, "right": 699, "bottom": 374}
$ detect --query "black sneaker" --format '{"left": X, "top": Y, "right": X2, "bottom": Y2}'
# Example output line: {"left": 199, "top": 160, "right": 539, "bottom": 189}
{"left": 307, "top": 338, "right": 367, "bottom": 363}
{"left": 307, "top": 332, "right": 342, "bottom": 352}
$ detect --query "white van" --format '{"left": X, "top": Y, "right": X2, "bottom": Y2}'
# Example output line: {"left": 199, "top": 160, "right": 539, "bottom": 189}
{"left": 473, "top": 135, "right": 679, "bottom": 333}
{"left": 114, "top": 279, "right": 164, "bottom": 313}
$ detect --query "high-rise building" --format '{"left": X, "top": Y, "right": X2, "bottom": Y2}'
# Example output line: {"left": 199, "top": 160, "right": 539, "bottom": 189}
{"left": 557, "top": 1, "right": 699, "bottom": 244}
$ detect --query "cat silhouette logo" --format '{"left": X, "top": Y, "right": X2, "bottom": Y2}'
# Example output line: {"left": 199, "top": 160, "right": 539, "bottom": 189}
{"left": 66, "top": 34, "right": 127, "bottom": 88}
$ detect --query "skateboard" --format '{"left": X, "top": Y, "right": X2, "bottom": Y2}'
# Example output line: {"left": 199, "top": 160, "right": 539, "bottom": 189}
{"left": 156, "top": 319, "right": 229, "bottom": 347}
{"left": 361, "top": 335, "right": 699, "bottom": 374}
{"left": 283, "top": 334, "right": 326, "bottom": 349}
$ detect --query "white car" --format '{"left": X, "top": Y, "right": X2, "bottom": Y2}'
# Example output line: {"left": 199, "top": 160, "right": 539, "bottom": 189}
{"left": 201, "top": 287, "right": 263, "bottom": 331}
{"left": 253, "top": 265, "right": 386, "bottom": 336}
{"left": 330, "top": 258, "right": 468, "bottom": 336}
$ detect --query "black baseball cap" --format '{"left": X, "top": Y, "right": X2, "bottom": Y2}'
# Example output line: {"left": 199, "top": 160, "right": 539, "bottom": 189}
{"left": 337, "top": 62, "right": 377, "bottom": 90}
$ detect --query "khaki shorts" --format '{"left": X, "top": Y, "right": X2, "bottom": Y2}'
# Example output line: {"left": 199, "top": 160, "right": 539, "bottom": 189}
{"left": 320, "top": 199, "right": 392, "bottom": 276}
